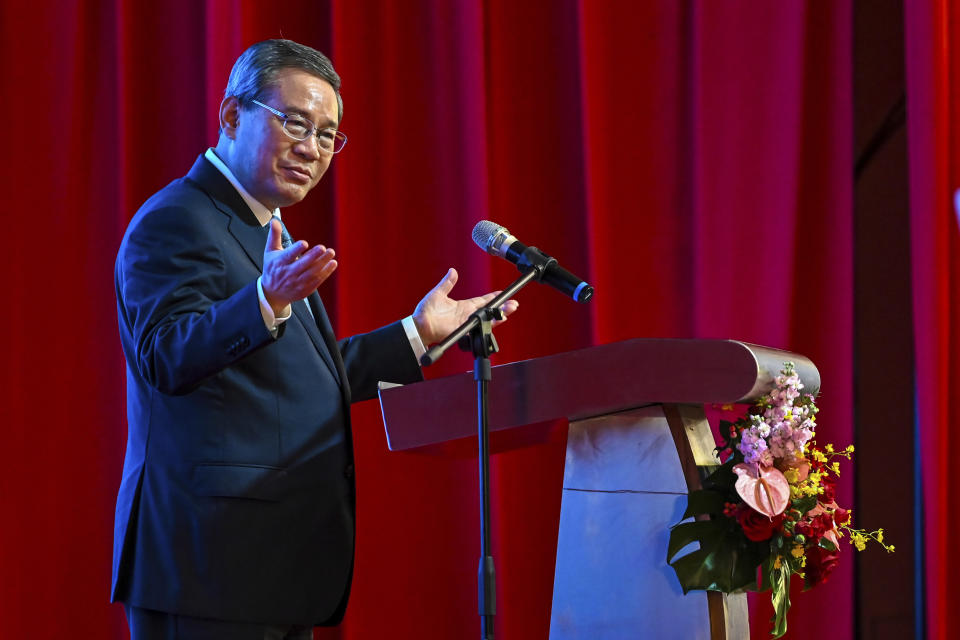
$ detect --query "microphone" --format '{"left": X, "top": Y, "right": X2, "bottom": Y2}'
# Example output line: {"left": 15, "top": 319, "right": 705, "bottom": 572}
{"left": 471, "top": 220, "right": 594, "bottom": 303}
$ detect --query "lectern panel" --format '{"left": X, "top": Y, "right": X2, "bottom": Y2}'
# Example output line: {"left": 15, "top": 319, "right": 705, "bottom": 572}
{"left": 563, "top": 409, "right": 689, "bottom": 493}
{"left": 550, "top": 407, "right": 711, "bottom": 639}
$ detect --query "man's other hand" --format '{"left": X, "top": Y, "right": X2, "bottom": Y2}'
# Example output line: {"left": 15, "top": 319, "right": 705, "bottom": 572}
{"left": 412, "top": 268, "right": 519, "bottom": 346}
{"left": 261, "top": 218, "right": 337, "bottom": 315}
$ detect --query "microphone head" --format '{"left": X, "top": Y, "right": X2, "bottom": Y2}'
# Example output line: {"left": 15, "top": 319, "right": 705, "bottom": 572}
{"left": 472, "top": 220, "right": 514, "bottom": 257}
{"left": 471, "top": 220, "right": 502, "bottom": 248}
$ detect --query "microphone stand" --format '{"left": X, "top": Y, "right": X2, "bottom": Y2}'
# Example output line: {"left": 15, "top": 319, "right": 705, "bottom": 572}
{"left": 421, "top": 266, "right": 544, "bottom": 640}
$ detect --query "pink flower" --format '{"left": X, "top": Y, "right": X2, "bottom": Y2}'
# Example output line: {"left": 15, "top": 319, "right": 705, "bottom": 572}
{"left": 779, "top": 457, "right": 810, "bottom": 482}
{"left": 737, "top": 427, "right": 769, "bottom": 465}
{"left": 733, "top": 463, "right": 790, "bottom": 517}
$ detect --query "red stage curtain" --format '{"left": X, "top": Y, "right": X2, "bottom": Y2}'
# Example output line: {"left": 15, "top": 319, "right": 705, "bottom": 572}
{"left": 0, "top": 2, "right": 855, "bottom": 638}
{"left": 906, "top": 2, "right": 960, "bottom": 639}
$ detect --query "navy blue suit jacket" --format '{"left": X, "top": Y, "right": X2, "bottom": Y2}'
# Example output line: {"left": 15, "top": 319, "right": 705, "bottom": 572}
{"left": 112, "top": 155, "right": 422, "bottom": 626}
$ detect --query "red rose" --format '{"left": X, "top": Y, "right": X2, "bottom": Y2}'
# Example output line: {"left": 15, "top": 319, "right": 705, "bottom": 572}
{"left": 805, "top": 545, "right": 841, "bottom": 587}
{"left": 796, "top": 512, "right": 834, "bottom": 539}
{"left": 821, "top": 476, "right": 837, "bottom": 503}
{"left": 834, "top": 506, "right": 850, "bottom": 526}
{"left": 816, "top": 513, "right": 834, "bottom": 535}
{"left": 736, "top": 506, "right": 785, "bottom": 542}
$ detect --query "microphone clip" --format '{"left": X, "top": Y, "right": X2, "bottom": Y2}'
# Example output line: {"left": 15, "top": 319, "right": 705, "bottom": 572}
{"left": 457, "top": 306, "right": 503, "bottom": 358}
{"left": 516, "top": 246, "right": 558, "bottom": 280}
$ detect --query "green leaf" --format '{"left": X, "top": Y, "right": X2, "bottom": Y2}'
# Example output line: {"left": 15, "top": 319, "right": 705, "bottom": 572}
{"left": 819, "top": 537, "right": 837, "bottom": 552}
{"left": 667, "top": 518, "right": 765, "bottom": 594}
{"left": 731, "top": 539, "right": 767, "bottom": 591}
{"left": 792, "top": 495, "right": 818, "bottom": 515}
{"left": 667, "top": 520, "right": 719, "bottom": 564}
{"left": 702, "top": 460, "right": 738, "bottom": 492}
{"left": 768, "top": 561, "right": 792, "bottom": 638}
{"left": 682, "top": 490, "right": 726, "bottom": 519}
{"left": 758, "top": 556, "right": 773, "bottom": 592}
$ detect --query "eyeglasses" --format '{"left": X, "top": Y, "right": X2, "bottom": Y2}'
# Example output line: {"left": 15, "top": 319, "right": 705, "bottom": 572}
{"left": 250, "top": 99, "right": 347, "bottom": 154}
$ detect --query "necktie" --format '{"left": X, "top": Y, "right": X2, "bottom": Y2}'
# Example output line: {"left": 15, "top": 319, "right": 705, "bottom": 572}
{"left": 274, "top": 215, "right": 295, "bottom": 250}
{"left": 271, "top": 215, "right": 315, "bottom": 320}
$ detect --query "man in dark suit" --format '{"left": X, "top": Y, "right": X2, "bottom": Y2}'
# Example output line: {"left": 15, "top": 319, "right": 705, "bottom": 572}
{"left": 112, "top": 39, "right": 516, "bottom": 639}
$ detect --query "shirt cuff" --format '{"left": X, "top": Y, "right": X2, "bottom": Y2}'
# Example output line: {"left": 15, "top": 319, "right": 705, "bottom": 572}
{"left": 401, "top": 315, "right": 426, "bottom": 365}
{"left": 257, "top": 276, "right": 292, "bottom": 336}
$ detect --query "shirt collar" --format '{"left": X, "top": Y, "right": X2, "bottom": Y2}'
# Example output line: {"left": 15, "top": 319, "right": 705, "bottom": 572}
{"left": 204, "top": 148, "right": 279, "bottom": 227}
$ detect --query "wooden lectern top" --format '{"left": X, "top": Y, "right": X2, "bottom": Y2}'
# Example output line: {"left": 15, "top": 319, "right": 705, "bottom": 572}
{"left": 377, "top": 338, "right": 819, "bottom": 452}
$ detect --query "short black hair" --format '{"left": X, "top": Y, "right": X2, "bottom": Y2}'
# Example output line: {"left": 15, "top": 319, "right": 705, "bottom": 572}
{"left": 224, "top": 39, "right": 343, "bottom": 123}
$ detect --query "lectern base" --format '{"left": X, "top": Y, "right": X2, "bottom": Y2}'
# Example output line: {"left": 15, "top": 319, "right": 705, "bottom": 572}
{"left": 549, "top": 406, "right": 748, "bottom": 640}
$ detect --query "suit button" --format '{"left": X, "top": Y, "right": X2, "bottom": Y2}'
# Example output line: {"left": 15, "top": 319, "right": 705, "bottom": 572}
{"left": 344, "top": 464, "right": 354, "bottom": 479}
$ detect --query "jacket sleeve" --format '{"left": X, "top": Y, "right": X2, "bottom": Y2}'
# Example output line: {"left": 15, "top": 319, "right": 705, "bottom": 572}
{"left": 116, "top": 204, "right": 275, "bottom": 395}
{"left": 338, "top": 321, "right": 424, "bottom": 403}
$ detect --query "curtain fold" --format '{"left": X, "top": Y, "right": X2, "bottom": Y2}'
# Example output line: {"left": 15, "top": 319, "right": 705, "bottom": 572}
{"left": 577, "top": 2, "right": 853, "bottom": 637}
{"left": 905, "top": 2, "right": 960, "bottom": 639}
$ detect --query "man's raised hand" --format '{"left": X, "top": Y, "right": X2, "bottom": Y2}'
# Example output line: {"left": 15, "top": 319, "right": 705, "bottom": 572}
{"left": 412, "top": 268, "right": 519, "bottom": 346}
{"left": 261, "top": 218, "right": 337, "bottom": 315}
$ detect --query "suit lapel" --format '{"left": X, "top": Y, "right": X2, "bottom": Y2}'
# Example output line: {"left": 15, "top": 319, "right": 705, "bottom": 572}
{"left": 306, "top": 292, "right": 347, "bottom": 395}
{"left": 293, "top": 297, "right": 342, "bottom": 387}
{"left": 186, "top": 155, "right": 265, "bottom": 271}
{"left": 185, "top": 154, "right": 344, "bottom": 387}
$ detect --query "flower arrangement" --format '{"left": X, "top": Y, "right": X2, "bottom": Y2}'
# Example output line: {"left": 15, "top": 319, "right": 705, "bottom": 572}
{"left": 666, "top": 363, "right": 894, "bottom": 638}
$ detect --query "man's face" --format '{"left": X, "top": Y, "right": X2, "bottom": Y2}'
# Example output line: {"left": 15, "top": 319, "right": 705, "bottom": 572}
{"left": 227, "top": 68, "right": 339, "bottom": 210}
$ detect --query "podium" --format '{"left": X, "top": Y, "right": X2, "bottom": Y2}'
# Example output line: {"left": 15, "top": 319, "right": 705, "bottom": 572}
{"left": 378, "top": 338, "right": 820, "bottom": 639}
